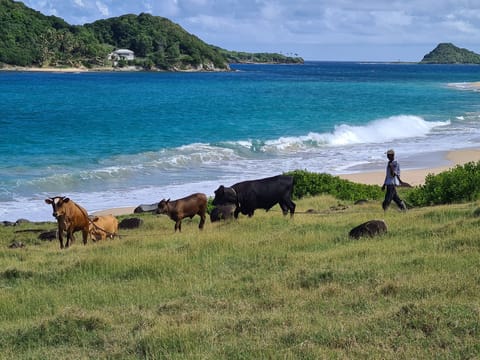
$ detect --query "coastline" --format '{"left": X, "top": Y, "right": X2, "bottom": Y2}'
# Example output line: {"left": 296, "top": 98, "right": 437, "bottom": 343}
{"left": 91, "top": 148, "right": 480, "bottom": 218}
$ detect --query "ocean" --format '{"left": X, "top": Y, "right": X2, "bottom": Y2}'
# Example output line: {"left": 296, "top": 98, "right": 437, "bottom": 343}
{"left": 2, "top": 62, "right": 480, "bottom": 222}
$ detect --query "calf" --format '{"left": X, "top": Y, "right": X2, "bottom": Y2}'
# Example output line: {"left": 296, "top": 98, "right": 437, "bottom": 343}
{"left": 157, "top": 193, "right": 207, "bottom": 232}
{"left": 89, "top": 214, "right": 118, "bottom": 241}
{"left": 45, "top": 196, "right": 89, "bottom": 249}
{"left": 210, "top": 204, "right": 235, "bottom": 222}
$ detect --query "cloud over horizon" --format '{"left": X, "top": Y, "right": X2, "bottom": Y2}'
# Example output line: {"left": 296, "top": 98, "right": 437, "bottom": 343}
{"left": 22, "top": 0, "right": 480, "bottom": 61}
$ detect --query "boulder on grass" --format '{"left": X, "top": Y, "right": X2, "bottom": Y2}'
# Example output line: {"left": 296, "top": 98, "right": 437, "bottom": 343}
{"left": 38, "top": 230, "right": 57, "bottom": 241}
{"left": 119, "top": 217, "right": 143, "bottom": 229}
{"left": 134, "top": 203, "right": 158, "bottom": 214}
{"left": 8, "top": 241, "right": 25, "bottom": 248}
{"left": 349, "top": 220, "right": 387, "bottom": 239}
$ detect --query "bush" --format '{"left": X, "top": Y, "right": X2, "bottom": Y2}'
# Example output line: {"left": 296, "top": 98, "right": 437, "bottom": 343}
{"left": 284, "top": 170, "right": 383, "bottom": 202}
{"left": 406, "top": 161, "right": 480, "bottom": 207}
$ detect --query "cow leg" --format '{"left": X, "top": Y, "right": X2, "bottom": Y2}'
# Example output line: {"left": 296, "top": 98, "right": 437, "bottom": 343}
{"left": 288, "top": 200, "right": 296, "bottom": 217}
{"left": 82, "top": 230, "right": 88, "bottom": 245}
{"left": 198, "top": 212, "right": 206, "bottom": 229}
{"left": 234, "top": 207, "right": 241, "bottom": 219}
{"left": 58, "top": 229, "right": 64, "bottom": 249}
{"left": 175, "top": 220, "right": 182, "bottom": 232}
{"left": 281, "top": 198, "right": 296, "bottom": 217}
{"left": 279, "top": 202, "right": 289, "bottom": 216}
{"left": 66, "top": 231, "right": 72, "bottom": 248}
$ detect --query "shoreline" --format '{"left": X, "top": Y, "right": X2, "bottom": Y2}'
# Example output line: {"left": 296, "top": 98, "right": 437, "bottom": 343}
{"left": 91, "top": 148, "right": 480, "bottom": 218}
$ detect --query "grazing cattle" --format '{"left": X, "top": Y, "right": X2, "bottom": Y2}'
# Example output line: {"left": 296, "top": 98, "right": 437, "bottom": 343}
{"left": 45, "top": 196, "right": 90, "bottom": 249}
{"left": 89, "top": 214, "right": 118, "bottom": 241}
{"left": 213, "top": 175, "right": 296, "bottom": 218}
{"left": 157, "top": 193, "right": 207, "bottom": 232}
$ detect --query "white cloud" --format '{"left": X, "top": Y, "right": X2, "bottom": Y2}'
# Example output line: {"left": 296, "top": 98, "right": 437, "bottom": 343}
{"left": 95, "top": 1, "right": 109, "bottom": 17}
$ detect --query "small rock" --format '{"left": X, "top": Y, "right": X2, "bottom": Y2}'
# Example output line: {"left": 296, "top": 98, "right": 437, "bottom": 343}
{"left": 8, "top": 241, "right": 25, "bottom": 249}
{"left": 349, "top": 220, "right": 387, "bottom": 239}
{"left": 119, "top": 217, "right": 143, "bottom": 229}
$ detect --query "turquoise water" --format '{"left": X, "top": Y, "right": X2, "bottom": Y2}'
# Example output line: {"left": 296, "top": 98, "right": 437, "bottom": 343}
{"left": 2, "top": 62, "right": 480, "bottom": 221}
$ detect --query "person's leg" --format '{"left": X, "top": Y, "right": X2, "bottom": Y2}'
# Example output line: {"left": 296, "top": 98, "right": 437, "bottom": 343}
{"left": 382, "top": 185, "right": 395, "bottom": 210}
{"left": 392, "top": 189, "right": 407, "bottom": 210}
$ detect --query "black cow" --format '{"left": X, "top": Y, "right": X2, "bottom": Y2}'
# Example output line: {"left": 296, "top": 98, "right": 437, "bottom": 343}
{"left": 213, "top": 175, "right": 296, "bottom": 218}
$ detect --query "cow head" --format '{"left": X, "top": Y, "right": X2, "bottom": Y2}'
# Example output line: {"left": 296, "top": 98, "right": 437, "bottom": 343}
{"left": 213, "top": 185, "right": 237, "bottom": 206}
{"left": 88, "top": 216, "right": 100, "bottom": 231}
{"left": 157, "top": 199, "right": 170, "bottom": 214}
{"left": 45, "top": 196, "right": 71, "bottom": 219}
{"left": 88, "top": 216, "right": 100, "bottom": 237}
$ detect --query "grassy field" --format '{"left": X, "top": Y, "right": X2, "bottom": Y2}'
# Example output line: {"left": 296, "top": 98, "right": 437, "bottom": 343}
{"left": 0, "top": 195, "right": 479, "bottom": 359}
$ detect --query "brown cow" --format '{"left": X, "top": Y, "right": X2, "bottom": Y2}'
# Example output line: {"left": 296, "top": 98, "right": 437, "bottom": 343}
{"left": 157, "top": 193, "right": 207, "bottom": 232}
{"left": 89, "top": 214, "right": 118, "bottom": 241}
{"left": 45, "top": 196, "right": 89, "bottom": 249}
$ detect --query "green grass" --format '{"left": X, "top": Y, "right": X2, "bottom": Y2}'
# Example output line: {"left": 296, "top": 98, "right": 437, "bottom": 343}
{"left": 0, "top": 195, "right": 479, "bottom": 359}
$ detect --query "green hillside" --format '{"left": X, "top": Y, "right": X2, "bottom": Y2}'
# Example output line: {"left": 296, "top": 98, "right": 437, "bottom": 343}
{"left": 420, "top": 43, "right": 480, "bottom": 64}
{"left": 0, "top": 0, "right": 303, "bottom": 71}
{"left": 84, "top": 13, "right": 229, "bottom": 71}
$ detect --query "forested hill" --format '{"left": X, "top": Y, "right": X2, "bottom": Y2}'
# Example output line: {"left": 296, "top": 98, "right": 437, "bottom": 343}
{"left": 420, "top": 43, "right": 480, "bottom": 64}
{"left": 0, "top": 0, "right": 303, "bottom": 71}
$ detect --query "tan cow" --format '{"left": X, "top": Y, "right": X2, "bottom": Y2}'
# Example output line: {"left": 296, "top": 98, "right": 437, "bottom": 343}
{"left": 89, "top": 214, "right": 119, "bottom": 241}
{"left": 157, "top": 193, "right": 207, "bottom": 232}
{"left": 45, "top": 196, "right": 89, "bottom": 249}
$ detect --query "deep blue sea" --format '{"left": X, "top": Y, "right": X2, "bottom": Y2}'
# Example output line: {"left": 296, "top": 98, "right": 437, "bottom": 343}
{"left": 2, "top": 61, "right": 480, "bottom": 221}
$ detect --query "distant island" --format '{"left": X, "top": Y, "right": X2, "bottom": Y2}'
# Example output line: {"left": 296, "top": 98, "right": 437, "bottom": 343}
{"left": 0, "top": 0, "right": 303, "bottom": 72}
{"left": 420, "top": 43, "right": 480, "bottom": 64}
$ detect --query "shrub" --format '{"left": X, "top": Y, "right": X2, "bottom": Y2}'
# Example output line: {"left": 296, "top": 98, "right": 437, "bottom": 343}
{"left": 406, "top": 161, "right": 480, "bottom": 207}
{"left": 284, "top": 170, "right": 383, "bottom": 202}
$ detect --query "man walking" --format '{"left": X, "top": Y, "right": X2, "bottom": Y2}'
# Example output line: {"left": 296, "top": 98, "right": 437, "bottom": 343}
{"left": 382, "top": 149, "right": 407, "bottom": 211}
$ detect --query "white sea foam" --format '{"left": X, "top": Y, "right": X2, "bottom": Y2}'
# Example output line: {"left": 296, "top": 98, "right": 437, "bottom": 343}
{"left": 448, "top": 82, "right": 480, "bottom": 91}
{"left": 223, "top": 115, "right": 450, "bottom": 153}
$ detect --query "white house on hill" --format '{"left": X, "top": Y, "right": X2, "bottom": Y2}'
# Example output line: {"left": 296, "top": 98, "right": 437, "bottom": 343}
{"left": 108, "top": 49, "right": 135, "bottom": 65}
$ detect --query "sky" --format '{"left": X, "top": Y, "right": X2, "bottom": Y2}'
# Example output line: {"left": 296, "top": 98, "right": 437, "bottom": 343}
{"left": 22, "top": 0, "right": 480, "bottom": 61}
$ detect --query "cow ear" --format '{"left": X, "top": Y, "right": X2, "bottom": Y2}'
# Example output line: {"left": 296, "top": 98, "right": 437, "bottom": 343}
{"left": 63, "top": 197, "right": 70, "bottom": 203}
{"left": 45, "top": 198, "right": 53, "bottom": 204}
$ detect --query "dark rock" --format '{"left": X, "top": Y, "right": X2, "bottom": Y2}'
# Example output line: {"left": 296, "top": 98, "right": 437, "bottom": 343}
{"left": 330, "top": 204, "right": 348, "bottom": 211}
{"left": 349, "top": 220, "right": 387, "bottom": 239}
{"left": 134, "top": 203, "right": 159, "bottom": 213}
{"left": 119, "top": 217, "right": 143, "bottom": 229}
{"left": 8, "top": 241, "right": 25, "bottom": 248}
{"left": 15, "top": 219, "right": 31, "bottom": 225}
{"left": 210, "top": 204, "right": 235, "bottom": 222}
{"left": 38, "top": 230, "right": 57, "bottom": 241}
{"left": 354, "top": 199, "right": 369, "bottom": 205}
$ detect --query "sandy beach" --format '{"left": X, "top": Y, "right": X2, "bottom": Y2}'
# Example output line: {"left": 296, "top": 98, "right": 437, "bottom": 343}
{"left": 91, "top": 148, "right": 480, "bottom": 217}
{"left": 339, "top": 148, "right": 480, "bottom": 186}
